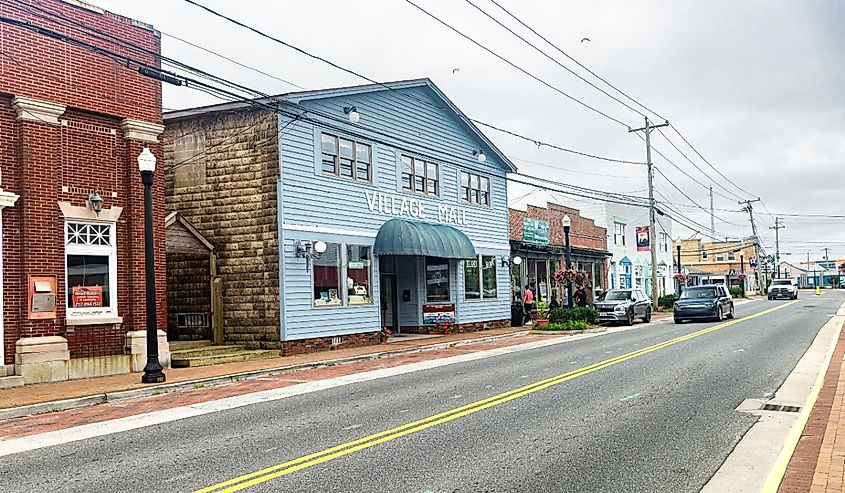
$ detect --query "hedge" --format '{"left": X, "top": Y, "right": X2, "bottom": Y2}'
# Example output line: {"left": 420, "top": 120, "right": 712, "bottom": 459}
{"left": 658, "top": 294, "right": 678, "bottom": 309}
{"left": 729, "top": 286, "right": 744, "bottom": 298}
{"left": 536, "top": 320, "right": 591, "bottom": 331}
{"left": 548, "top": 307, "right": 599, "bottom": 325}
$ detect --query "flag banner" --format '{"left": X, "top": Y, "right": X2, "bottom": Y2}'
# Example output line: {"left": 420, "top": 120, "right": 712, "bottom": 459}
{"left": 636, "top": 226, "right": 650, "bottom": 251}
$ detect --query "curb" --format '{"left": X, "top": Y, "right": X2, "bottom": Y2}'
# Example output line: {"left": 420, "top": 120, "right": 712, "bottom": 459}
{"left": 0, "top": 329, "right": 529, "bottom": 421}
{"left": 529, "top": 327, "right": 608, "bottom": 335}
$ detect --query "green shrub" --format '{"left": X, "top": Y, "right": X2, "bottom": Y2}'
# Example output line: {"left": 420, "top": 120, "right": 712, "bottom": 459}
{"left": 729, "top": 286, "right": 744, "bottom": 298}
{"left": 538, "top": 320, "right": 591, "bottom": 331}
{"left": 658, "top": 294, "right": 678, "bottom": 309}
{"left": 548, "top": 307, "right": 599, "bottom": 325}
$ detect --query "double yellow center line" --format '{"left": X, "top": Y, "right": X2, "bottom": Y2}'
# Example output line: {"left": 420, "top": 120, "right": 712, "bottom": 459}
{"left": 195, "top": 301, "right": 797, "bottom": 493}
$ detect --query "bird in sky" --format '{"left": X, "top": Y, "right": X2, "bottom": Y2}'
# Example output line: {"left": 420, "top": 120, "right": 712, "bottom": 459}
{"left": 581, "top": 37, "right": 591, "bottom": 43}
{"left": 452, "top": 67, "right": 460, "bottom": 74}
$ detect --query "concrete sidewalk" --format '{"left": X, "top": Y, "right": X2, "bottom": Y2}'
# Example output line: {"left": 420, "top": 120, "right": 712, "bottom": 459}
{"left": 780, "top": 319, "right": 845, "bottom": 493}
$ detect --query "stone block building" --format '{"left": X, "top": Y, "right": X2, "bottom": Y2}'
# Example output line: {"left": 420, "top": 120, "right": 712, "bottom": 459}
{"left": 163, "top": 79, "right": 516, "bottom": 354}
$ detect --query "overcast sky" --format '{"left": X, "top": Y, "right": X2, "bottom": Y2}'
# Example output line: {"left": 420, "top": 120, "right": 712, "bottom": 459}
{"left": 96, "top": 0, "right": 845, "bottom": 263}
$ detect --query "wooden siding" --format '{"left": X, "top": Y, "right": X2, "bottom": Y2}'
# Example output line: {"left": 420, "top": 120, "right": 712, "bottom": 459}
{"left": 278, "top": 86, "right": 511, "bottom": 339}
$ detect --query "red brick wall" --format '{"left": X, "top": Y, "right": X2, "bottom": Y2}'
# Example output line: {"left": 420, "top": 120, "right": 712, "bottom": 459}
{"left": 508, "top": 203, "right": 608, "bottom": 250}
{"left": 0, "top": 0, "right": 164, "bottom": 364}
{"left": 0, "top": 0, "right": 161, "bottom": 123}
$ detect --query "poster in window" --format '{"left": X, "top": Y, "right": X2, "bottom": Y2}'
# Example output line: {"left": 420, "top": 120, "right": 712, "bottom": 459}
{"left": 636, "top": 226, "right": 650, "bottom": 251}
{"left": 422, "top": 303, "right": 456, "bottom": 325}
{"left": 72, "top": 286, "right": 103, "bottom": 308}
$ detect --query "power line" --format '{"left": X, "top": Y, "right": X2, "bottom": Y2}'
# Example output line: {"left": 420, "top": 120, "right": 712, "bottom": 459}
{"left": 475, "top": 121, "right": 645, "bottom": 165}
{"left": 655, "top": 128, "right": 745, "bottom": 201}
{"left": 508, "top": 156, "right": 644, "bottom": 179}
{"left": 462, "top": 0, "right": 646, "bottom": 118}
{"left": 401, "top": 0, "right": 632, "bottom": 128}
{"left": 653, "top": 168, "right": 745, "bottom": 228}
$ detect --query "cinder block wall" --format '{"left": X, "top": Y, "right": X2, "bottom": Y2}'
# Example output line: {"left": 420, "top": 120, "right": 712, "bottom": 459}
{"left": 163, "top": 110, "right": 281, "bottom": 348}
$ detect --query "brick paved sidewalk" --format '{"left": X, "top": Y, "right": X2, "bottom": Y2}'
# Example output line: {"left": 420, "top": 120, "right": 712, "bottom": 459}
{"left": 779, "top": 321, "right": 845, "bottom": 493}
{"left": 0, "top": 331, "right": 556, "bottom": 441}
{"left": 0, "top": 327, "right": 527, "bottom": 411}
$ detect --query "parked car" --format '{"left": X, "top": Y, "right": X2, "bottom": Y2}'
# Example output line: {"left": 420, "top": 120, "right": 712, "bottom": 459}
{"left": 673, "top": 285, "right": 735, "bottom": 323}
{"left": 594, "top": 289, "right": 652, "bottom": 325}
{"left": 768, "top": 279, "right": 798, "bottom": 300}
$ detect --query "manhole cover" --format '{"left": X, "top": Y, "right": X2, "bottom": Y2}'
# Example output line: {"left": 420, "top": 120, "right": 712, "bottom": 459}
{"left": 761, "top": 403, "right": 801, "bottom": 413}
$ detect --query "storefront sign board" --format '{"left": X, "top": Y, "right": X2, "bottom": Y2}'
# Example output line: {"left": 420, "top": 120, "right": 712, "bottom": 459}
{"left": 422, "top": 303, "right": 456, "bottom": 325}
{"left": 522, "top": 218, "right": 550, "bottom": 244}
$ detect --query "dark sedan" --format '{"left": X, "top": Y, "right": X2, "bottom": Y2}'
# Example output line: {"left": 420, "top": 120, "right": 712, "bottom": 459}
{"left": 674, "top": 285, "right": 735, "bottom": 323}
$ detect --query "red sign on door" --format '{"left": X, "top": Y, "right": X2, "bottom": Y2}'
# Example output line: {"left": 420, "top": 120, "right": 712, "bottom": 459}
{"left": 72, "top": 286, "right": 103, "bottom": 308}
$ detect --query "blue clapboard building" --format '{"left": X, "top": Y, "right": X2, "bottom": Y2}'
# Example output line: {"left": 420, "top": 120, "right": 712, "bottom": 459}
{"left": 164, "top": 79, "right": 517, "bottom": 352}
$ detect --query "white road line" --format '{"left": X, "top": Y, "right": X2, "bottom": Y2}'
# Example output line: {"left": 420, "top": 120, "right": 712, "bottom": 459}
{"left": 0, "top": 299, "right": 767, "bottom": 458}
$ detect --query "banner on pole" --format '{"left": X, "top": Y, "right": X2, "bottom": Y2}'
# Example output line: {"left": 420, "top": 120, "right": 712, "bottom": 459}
{"left": 636, "top": 226, "right": 650, "bottom": 251}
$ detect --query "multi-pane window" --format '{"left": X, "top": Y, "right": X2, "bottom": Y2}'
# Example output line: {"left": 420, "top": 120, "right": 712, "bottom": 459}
{"left": 65, "top": 222, "right": 117, "bottom": 319}
{"left": 659, "top": 233, "right": 669, "bottom": 252}
{"left": 702, "top": 251, "right": 708, "bottom": 260}
{"left": 716, "top": 253, "right": 725, "bottom": 261}
{"left": 401, "top": 155, "right": 438, "bottom": 195}
{"left": 425, "top": 257, "right": 450, "bottom": 302}
{"left": 460, "top": 171, "right": 490, "bottom": 206}
{"left": 463, "top": 255, "right": 497, "bottom": 300}
{"left": 614, "top": 223, "right": 626, "bottom": 246}
{"left": 728, "top": 251, "right": 736, "bottom": 261}
{"left": 321, "top": 133, "right": 371, "bottom": 182}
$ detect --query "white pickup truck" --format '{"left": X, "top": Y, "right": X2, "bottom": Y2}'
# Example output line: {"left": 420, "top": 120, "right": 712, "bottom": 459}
{"left": 768, "top": 279, "right": 799, "bottom": 300}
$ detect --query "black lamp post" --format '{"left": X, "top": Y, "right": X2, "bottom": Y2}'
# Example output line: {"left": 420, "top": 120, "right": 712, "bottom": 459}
{"left": 562, "top": 214, "right": 573, "bottom": 308}
{"left": 740, "top": 252, "right": 745, "bottom": 296}
{"left": 675, "top": 237, "right": 682, "bottom": 296}
{"left": 138, "top": 147, "right": 165, "bottom": 384}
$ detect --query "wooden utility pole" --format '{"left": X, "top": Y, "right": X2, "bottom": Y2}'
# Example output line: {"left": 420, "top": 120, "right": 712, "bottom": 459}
{"left": 739, "top": 198, "right": 764, "bottom": 294}
{"left": 770, "top": 217, "right": 785, "bottom": 278}
{"left": 630, "top": 117, "right": 669, "bottom": 310}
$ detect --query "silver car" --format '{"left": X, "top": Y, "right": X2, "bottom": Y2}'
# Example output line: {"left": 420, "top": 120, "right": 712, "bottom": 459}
{"left": 594, "top": 289, "right": 653, "bottom": 325}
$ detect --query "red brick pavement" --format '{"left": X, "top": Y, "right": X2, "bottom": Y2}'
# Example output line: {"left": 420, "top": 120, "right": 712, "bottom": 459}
{"left": 779, "top": 321, "right": 845, "bottom": 493}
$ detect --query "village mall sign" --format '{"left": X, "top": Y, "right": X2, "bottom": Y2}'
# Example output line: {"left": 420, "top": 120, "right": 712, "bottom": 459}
{"left": 364, "top": 190, "right": 468, "bottom": 225}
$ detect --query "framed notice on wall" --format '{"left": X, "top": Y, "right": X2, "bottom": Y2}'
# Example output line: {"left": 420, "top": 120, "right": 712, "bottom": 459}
{"left": 28, "top": 275, "right": 57, "bottom": 320}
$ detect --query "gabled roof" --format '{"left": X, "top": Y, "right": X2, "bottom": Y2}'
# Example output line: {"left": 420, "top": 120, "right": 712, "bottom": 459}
{"left": 165, "top": 211, "right": 214, "bottom": 254}
{"left": 164, "top": 78, "right": 516, "bottom": 173}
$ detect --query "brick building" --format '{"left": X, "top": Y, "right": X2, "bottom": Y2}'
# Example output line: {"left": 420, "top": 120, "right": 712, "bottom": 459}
{"left": 677, "top": 239, "right": 759, "bottom": 292}
{"left": 508, "top": 203, "right": 610, "bottom": 305}
{"left": 0, "top": 0, "right": 168, "bottom": 385}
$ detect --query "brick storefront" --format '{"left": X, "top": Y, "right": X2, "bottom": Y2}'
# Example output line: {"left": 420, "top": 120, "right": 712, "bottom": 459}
{"left": 0, "top": 0, "right": 167, "bottom": 382}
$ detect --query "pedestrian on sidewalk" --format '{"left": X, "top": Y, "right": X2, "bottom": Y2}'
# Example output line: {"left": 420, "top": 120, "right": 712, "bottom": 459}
{"left": 574, "top": 286, "right": 588, "bottom": 308}
{"left": 523, "top": 284, "right": 534, "bottom": 324}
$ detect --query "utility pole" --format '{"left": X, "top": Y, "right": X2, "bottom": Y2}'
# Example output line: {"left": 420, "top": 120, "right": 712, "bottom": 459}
{"left": 822, "top": 247, "right": 831, "bottom": 261}
{"left": 739, "top": 198, "right": 764, "bottom": 294}
{"left": 770, "top": 217, "right": 785, "bottom": 279}
{"left": 630, "top": 117, "right": 669, "bottom": 310}
{"left": 709, "top": 186, "right": 715, "bottom": 238}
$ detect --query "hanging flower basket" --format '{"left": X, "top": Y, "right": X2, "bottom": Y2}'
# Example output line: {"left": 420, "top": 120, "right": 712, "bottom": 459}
{"left": 553, "top": 268, "right": 589, "bottom": 288}
{"left": 673, "top": 273, "right": 691, "bottom": 285}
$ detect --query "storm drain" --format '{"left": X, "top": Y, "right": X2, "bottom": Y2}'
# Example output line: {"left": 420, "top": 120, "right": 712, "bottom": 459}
{"left": 760, "top": 403, "right": 801, "bottom": 413}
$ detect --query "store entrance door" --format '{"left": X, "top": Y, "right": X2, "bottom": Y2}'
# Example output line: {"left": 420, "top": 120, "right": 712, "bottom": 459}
{"left": 380, "top": 273, "right": 399, "bottom": 334}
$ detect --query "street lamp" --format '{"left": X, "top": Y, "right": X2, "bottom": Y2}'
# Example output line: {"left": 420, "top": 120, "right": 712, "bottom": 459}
{"left": 675, "top": 237, "right": 682, "bottom": 296}
{"left": 562, "top": 215, "right": 573, "bottom": 308}
{"left": 138, "top": 147, "right": 165, "bottom": 384}
{"left": 739, "top": 251, "right": 745, "bottom": 297}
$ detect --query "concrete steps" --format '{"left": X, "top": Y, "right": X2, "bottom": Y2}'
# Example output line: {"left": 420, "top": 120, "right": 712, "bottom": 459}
{"left": 170, "top": 342, "right": 281, "bottom": 368}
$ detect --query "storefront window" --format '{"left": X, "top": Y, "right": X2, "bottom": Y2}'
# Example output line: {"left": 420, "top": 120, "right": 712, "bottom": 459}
{"left": 426, "top": 257, "right": 450, "bottom": 302}
{"left": 464, "top": 257, "right": 480, "bottom": 300}
{"left": 481, "top": 255, "right": 497, "bottom": 298}
{"left": 314, "top": 242, "right": 342, "bottom": 306}
{"left": 464, "top": 255, "right": 497, "bottom": 300}
{"left": 346, "top": 245, "right": 372, "bottom": 305}
{"left": 65, "top": 222, "right": 117, "bottom": 319}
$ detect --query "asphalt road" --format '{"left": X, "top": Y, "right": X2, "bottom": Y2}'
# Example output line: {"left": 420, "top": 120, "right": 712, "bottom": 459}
{"left": 4, "top": 291, "right": 844, "bottom": 493}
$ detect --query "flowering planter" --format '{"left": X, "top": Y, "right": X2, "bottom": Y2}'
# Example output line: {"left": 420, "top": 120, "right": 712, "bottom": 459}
{"left": 535, "top": 319, "right": 549, "bottom": 328}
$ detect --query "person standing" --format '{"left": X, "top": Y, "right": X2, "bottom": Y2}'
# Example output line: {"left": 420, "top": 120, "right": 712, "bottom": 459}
{"left": 574, "top": 286, "right": 588, "bottom": 307}
{"left": 522, "top": 284, "right": 534, "bottom": 324}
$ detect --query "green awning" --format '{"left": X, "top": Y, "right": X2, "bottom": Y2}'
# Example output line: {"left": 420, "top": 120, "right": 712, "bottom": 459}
{"left": 373, "top": 218, "right": 477, "bottom": 259}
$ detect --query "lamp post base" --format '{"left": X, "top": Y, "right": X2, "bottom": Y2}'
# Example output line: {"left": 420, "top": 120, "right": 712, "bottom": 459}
{"left": 141, "top": 358, "right": 166, "bottom": 384}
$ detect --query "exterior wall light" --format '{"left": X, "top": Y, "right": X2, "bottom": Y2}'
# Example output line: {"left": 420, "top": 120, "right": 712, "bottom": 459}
{"left": 343, "top": 106, "right": 360, "bottom": 124}
{"left": 295, "top": 240, "right": 327, "bottom": 271}
{"left": 473, "top": 149, "right": 487, "bottom": 163}
{"left": 503, "top": 255, "right": 522, "bottom": 267}
{"left": 88, "top": 188, "right": 104, "bottom": 215}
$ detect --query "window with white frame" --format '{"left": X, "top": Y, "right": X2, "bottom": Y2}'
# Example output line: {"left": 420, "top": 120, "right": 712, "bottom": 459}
{"left": 728, "top": 251, "right": 736, "bottom": 261}
{"left": 65, "top": 222, "right": 118, "bottom": 319}
{"left": 614, "top": 222, "right": 626, "bottom": 246}
{"left": 464, "top": 255, "right": 497, "bottom": 300}
{"left": 659, "top": 233, "right": 669, "bottom": 252}
{"left": 701, "top": 250, "right": 708, "bottom": 260}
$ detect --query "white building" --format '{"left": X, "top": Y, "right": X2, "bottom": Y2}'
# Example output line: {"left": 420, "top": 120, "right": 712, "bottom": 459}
{"left": 564, "top": 200, "right": 674, "bottom": 298}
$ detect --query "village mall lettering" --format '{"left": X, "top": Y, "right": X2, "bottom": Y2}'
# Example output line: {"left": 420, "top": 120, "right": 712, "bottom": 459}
{"left": 364, "top": 191, "right": 467, "bottom": 225}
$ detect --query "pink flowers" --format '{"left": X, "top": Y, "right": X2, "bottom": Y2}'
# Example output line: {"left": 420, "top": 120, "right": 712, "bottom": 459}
{"left": 554, "top": 268, "right": 588, "bottom": 288}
